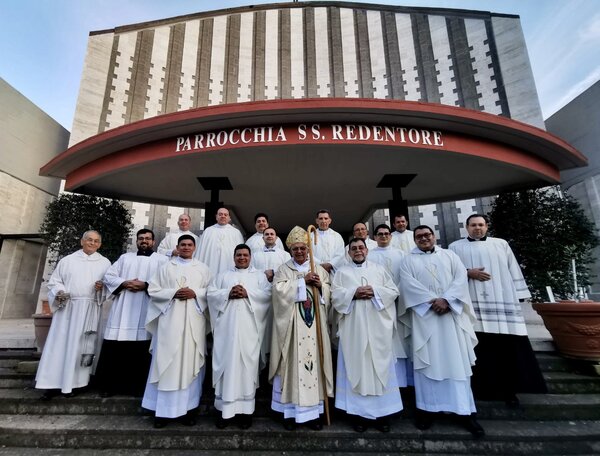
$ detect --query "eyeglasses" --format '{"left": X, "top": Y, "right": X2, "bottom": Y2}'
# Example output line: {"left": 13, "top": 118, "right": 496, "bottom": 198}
{"left": 415, "top": 233, "right": 433, "bottom": 240}
{"left": 376, "top": 232, "right": 390, "bottom": 237}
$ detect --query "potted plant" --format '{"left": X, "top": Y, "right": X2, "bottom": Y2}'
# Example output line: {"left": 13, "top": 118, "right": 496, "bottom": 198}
{"left": 33, "top": 193, "right": 132, "bottom": 351}
{"left": 489, "top": 187, "right": 600, "bottom": 361}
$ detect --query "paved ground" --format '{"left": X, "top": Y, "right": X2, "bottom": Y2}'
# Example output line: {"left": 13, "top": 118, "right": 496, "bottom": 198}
{"left": 0, "top": 318, "right": 35, "bottom": 349}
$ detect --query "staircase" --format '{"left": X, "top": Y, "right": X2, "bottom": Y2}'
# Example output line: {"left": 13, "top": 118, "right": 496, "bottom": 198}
{"left": 1, "top": 344, "right": 600, "bottom": 455}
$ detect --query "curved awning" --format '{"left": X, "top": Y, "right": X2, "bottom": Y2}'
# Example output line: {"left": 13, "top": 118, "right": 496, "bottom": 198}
{"left": 40, "top": 98, "right": 586, "bottom": 233}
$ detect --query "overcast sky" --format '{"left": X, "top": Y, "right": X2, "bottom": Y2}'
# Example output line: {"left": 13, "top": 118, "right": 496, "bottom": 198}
{"left": 1, "top": 0, "right": 599, "bottom": 129}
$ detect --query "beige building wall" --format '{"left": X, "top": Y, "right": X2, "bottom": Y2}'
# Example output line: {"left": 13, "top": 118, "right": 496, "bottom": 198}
{"left": 0, "top": 79, "right": 68, "bottom": 319}
{"left": 67, "top": 2, "right": 545, "bottom": 245}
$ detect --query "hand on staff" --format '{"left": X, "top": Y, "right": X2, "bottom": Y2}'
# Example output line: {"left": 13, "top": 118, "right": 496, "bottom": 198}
{"left": 94, "top": 281, "right": 104, "bottom": 291}
{"left": 123, "top": 278, "right": 147, "bottom": 292}
{"left": 430, "top": 297, "right": 450, "bottom": 315}
{"left": 305, "top": 272, "right": 322, "bottom": 289}
{"left": 354, "top": 285, "right": 374, "bottom": 299}
{"left": 468, "top": 267, "right": 491, "bottom": 281}
{"left": 174, "top": 287, "right": 196, "bottom": 300}
{"left": 229, "top": 284, "right": 248, "bottom": 299}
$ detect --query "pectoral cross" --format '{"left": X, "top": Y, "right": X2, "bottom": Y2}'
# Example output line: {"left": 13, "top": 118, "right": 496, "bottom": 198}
{"left": 480, "top": 290, "right": 490, "bottom": 299}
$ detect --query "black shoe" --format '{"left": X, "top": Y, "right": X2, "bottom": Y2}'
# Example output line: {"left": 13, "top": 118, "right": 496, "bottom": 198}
{"left": 62, "top": 392, "right": 75, "bottom": 398}
{"left": 461, "top": 414, "right": 485, "bottom": 438}
{"left": 307, "top": 418, "right": 323, "bottom": 431}
{"left": 216, "top": 416, "right": 230, "bottom": 429}
{"left": 40, "top": 389, "right": 59, "bottom": 401}
{"left": 239, "top": 414, "right": 253, "bottom": 429}
{"left": 415, "top": 410, "right": 433, "bottom": 430}
{"left": 179, "top": 411, "right": 196, "bottom": 426}
{"left": 375, "top": 416, "right": 391, "bottom": 433}
{"left": 352, "top": 416, "right": 368, "bottom": 433}
{"left": 283, "top": 418, "right": 296, "bottom": 431}
{"left": 153, "top": 417, "right": 169, "bottom": 428}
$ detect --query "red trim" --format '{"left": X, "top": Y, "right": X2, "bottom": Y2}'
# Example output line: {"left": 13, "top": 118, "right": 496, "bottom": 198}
{"left": 63, "top": 127, "right": 559, "bottom": 190}
{"left": 41, "top": 98, "right": 585, "bottom": 178}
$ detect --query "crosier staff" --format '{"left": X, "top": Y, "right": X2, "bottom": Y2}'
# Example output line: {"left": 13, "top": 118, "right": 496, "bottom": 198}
{"left": 306, "top": 224, "right": 331, "bottom": 426}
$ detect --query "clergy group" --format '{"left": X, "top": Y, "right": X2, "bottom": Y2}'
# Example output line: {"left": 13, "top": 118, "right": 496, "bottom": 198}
{"left": 36, "top": 208, "right": 546, "bottom": 438}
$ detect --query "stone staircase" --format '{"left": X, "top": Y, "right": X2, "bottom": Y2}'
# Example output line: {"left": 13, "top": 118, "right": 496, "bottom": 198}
{"left": 1, "top": 346, "right": 600, "bottom": 455}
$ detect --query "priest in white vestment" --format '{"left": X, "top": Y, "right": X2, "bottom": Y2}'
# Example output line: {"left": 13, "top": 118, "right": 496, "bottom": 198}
{"left": 332, "top": 238, "right": 402, "bottom": 433}
{"left": 36, "top": 231, "right": 110, "bottom": 399}
{"left": 142, "top": 235, "right": 211, "bottom": 428}
{"left": 368, "top": 224, "right": 412, "bottom": 387}
{"left": 245, "top": 212, "right": 284, "bottom": 253}
{"left": 157, "top": 213, "right": 200, "bottom": 259}
{"left": 250, "top": 227, "right": 291, "bottom": 369}
{"left": 339, "top": 222, "right": 378, "bottom": 266}
{"left": 207, "top": 244, "right": 272, "bottom": 429}
{"left": 449, "top": 214, "right": 546, "bottom": 406}
{"left": 197, "top": 207, "right": 244, "bottom": 276}
{"left": 390, "top": 214, "right": 416, "bottom": 254}
{"left": 309, "top": 210, "right": 345, "bottom": 273}
{"left": 269, "top": 226, "right": 334, "bottom": 430}
{"left": 399, "top": 225, "right": 484, "bottom": 437}
{"left": 96, "top": 229, "right": 168, "bottom": 396}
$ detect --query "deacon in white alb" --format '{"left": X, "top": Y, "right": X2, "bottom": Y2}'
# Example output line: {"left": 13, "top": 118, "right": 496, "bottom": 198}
{"left": 207, "top": 244, "right": 272, "bottom": 429}
{"left": 368, "top": 224, "right": 406, "bottom": 286}
{"left": 390, "top": 214, "right": 416, "bottom": 254}
{"left": 142, "top": 235, "right": 211, "bottom": 428}
{"left": 367, "top": 224, "right": 411, "bottom": 387}
{"left": 250, "top": 227, "right": 291, "bottom": 369}
{"left": 157, "top": 213, "right": 199, "bottom": 259}
{"left": 340, "top": 222, "right": 378, "bottom": 265}
{"left": 269, "top": 226, "right": 334, "bottom": 431}
{"left": 332, "top": 238, "right": 402, "bottom": 433}
{"left": 197, "top": 207, "right": 244, "bottom": 276}
{"left": 36, "top": 231, "right": 110, "bottom": 399}
{"left": 245, "top": 212, "right": 284, "bottom": 253}
{"left": 449, "top": 214, "right": 546, "bottom": 406}
{"left": 399, "top": 225, "right": 484, "bottom": 437}
{"left": 309, "top": 209, "right": 345, "bottom": 274}
{"left": 96, "top": 229, "right": 168, "bottom": 397}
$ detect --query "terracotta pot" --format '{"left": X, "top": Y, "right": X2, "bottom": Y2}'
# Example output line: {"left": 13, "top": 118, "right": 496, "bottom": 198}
{"left": 532, "top": 301, "right": 600, "bottom": 361}
{"left": 41, "top": 299, "right": 52, "bottom": 315}
{"left": 32, "top": 313, "right": 53, "bottom": 353}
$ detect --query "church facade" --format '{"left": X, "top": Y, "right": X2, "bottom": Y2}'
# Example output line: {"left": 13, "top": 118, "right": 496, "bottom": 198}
{"left": 42, "top": 2, "right": 582, "bottom": 246}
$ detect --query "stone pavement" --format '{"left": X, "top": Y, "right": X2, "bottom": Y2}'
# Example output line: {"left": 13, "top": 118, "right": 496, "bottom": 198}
{"left": 0, "top": 318, "right": 35, "bottom": 349}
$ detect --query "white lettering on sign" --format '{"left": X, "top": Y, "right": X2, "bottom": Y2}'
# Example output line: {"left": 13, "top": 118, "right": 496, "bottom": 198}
{"left": 175, "top": 124, "right": 444, "bottom": 152}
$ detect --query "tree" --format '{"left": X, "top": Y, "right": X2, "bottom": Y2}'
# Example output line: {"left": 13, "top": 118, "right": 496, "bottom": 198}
{"left": 40, "top": 193, "right": 133, "bottom": 265}
{"left": 489, "top": 187, "right": 599, "bottom": 302}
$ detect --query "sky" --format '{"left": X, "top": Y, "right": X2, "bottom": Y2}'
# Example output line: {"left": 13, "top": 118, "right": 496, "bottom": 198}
{"left": 1, "top": 0, "right": 599, "bottom": 130}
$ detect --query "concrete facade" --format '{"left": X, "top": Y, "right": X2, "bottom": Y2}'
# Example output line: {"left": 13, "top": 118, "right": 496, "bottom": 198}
{"left": 546, "top": 80, "right": 600, "bottom": 298}
{"left": 0, "top": 79, "right": 68, "bottom": 319}
{"left": 66, "top": 1, "right": 545, "bottom": 245}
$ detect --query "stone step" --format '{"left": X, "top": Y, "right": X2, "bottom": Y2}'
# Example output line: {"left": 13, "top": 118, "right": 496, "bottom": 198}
{"left": 0, "top": 414, "right": 598, "bottom": 455}
{"left": 2, "top": 387, "right": 600, "bottom": 422}
{"left": 544, "top": 371, "right": 600, "bottom": 394}
{"left": 0, "top": 366, "right": 600, "bottom": 394}
{"left": 535, "top": 353, "right": 575, "bottom": 372}
{"left": 536, "top": 352, "right": 600, "bottom": 376}
{"left": 530, "top": 338, "right": 555, "bottom": 352}
{"left": 0, "top": 450, "right": 452, "bottom": 456}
